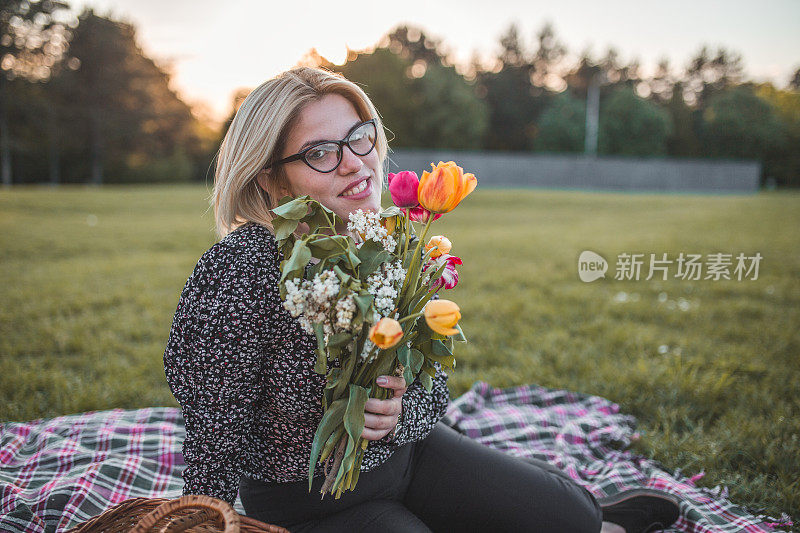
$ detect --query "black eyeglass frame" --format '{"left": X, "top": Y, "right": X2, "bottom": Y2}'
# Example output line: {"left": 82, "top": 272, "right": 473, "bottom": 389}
{"left": 264, "top": 118, "right": 378, "bottom": 174}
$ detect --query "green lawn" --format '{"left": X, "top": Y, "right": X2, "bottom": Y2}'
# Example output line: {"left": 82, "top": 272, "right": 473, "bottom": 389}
{"left": 1, "top": 184, "right": 798, "bottom": 523}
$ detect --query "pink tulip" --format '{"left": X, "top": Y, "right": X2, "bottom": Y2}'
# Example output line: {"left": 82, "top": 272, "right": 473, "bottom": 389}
{"left": 425, "top": 254, "right": 462, "bottom": 290}
{"left": 409, "top": 205, "right": 442, "bottom": 223}
{"left": 387, "top": 171, "right": 420, "bottom": 208}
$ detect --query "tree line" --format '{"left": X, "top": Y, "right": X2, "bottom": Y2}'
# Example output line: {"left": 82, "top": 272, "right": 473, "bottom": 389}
{"left": 2, "top": 2, "right": 217, "bottom": 185}
{"left": 317, "top": 25, "right": 799, "bottom": 187}
{"left": 3, "top": 1, "right": 799, "bottom": 187}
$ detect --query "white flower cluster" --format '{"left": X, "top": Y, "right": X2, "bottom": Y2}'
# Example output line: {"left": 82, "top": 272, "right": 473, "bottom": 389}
{"left": 335, "top": 294, "right": 357, "bottom": 331}
{"left": 359, "top": 338, "right": 378, "bottom": 363}
{"left": 367, "top": 259, "right": 406, "bottom": 318}
{"left": 284, "top": 270, "right": 356, "bottom": 336}
{"left": 347, "top": 209, "right": 396, "bottom": 252}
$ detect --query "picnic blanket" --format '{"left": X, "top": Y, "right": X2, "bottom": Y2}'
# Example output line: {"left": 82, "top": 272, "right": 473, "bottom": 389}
{"left": 0, "top": 381, "right": 793, "bottom": 533}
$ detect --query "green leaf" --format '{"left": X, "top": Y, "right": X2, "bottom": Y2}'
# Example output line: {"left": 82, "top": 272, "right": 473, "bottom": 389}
{"left": 325, "top": 368, "right": 341, "bottom": 389}
{"left": 403, "top": 365, "right": 414, "bottom": 387}
{"left": 332, "top": 265, "right": 354, "bottom": 287}
{"left": 308, "top": 235, "right": 350, "bottom": 260}
{"left": 336, "top": 384, "right": 370, "bottom": 490}
{"left": 347, "top": 249, "right": 362, "bottom": 269}
{"left": 375, "top": 348, "right": 398, "bottom": 378}
{"left": 398, "top": 344, "right": 416, "bottom": 385}
{"left": 407, "top": 284, "right": 432, "bottom": 313}
{"left": 426, "top": 353, "right": 455, "bottom": 373}
{"left": 350, "top": 449, "right": 363, "bottom": 488}
{"left": 280, "top": 240, "right": 312, "bottom": 284}
{"left": 323, "top": 368, "right": 342, "bottom": 409}
{"left": 353, "top": 292, "right": 374, "bottom": 318}
{"left": 409, "top": 348, "right": 425, "bottom": 374}
{"left": 431, "top": 339, "right": 452, "bottom": 357}
{"left": 401, "top": 330, "right": 418, "bottom": 345}
{"left": 398, "top": 245, "right": 431, "bottom": 311}
{"left": 333, "top": 348, "right": 357, "bottom": 400}
{"left": 327, "top": 332, "right": 353, "bottom": 348}
{"left": 319, "top": 427, "right": 341, "bottom": 464}
{"left": 356, "top": 240, "right": 391, "bottom": 280}
{"left": 327, "top": 345, "right": 341, "bottom": 366}
{"left": 272, "top": 216, "right": 299, "bottom": 242}
{"left": 397, "top": 343, "right": 410, "bottom": 369}
{"left": 304, "top": 206, "right": 334, "bottom": 234}
{"left": 414, "top": 316, "right": 435, "bottom": 345}
{"left": 312, "top": 322, "right": 327, "bottom": 375}
{"left": 279, "top": 240, "right": 295, "bottom": 264}
{"left": 309, "top": 258, "right": 327, "bottom": 279}
{"left": 452, "top": 323, "right": 467, "bottom": 343}
{"left": 308, "top": 398, "right": 347, "bottom": 491}
{"left": 420, "top": 370, "right": 433, "bottom": 392}
{"left": 343, "top": 384, "right": 369, "bottom": 444}
{"left": 411, "top": 264, "right": 447, "bottom": 314}
{"left": 272, "top": 197, "right": 311, "bottom": 219}
{"left": 380, "top": 205, "right": 402, "bottom": 217}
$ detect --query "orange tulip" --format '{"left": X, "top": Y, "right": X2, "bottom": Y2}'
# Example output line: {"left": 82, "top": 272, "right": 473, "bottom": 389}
{"left": 425, "top": 235, "right": 452, "bottom": 258}
{"left": 424, "top": 299, "right": 461, "bottom": 336}
{"left": 417, "top": 161, "right": 477, "bottom": 214}
{"left": 369, "top": 318, "right": 404, "bottom": 349}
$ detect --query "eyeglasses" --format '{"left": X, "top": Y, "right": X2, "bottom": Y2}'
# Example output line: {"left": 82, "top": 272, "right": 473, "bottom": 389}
{"left": 265, "top": 119, "right": 377, "bottom": 173}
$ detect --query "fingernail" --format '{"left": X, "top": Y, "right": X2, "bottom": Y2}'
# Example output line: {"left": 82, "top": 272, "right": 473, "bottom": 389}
{"left": 376, "top": 376, "right": 388, "bottom": 385}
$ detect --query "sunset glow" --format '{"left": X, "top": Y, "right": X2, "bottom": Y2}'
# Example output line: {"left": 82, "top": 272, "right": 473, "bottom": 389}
{"left": 71, "top": 0, "right": 800, "bottom": 125}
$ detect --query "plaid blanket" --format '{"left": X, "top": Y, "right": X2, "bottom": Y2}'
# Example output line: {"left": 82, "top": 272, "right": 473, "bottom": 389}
{"left": 440, "top": 381, "right": 793, "bottom": 533}
{"left": 0, "top": 381, "right": 792, "bottom": 532}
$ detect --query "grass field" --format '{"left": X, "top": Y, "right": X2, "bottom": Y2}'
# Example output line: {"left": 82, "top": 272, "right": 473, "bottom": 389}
{"left": 1, "top": 184, "right": 798, "bottom": 523}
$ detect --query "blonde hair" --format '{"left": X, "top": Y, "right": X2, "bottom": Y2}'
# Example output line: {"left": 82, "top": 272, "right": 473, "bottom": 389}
{"left": 211, "top": 66, "right": 389, "bottom": 239}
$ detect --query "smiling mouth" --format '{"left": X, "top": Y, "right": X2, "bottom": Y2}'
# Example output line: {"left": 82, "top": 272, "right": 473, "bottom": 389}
{"left": 340, "top": 178, "right": 370, "bottom": 197}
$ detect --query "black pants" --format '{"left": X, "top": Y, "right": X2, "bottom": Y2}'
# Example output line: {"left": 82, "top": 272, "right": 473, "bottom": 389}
{"left": 239, "top": 421, "right": 602, "bottom": 532}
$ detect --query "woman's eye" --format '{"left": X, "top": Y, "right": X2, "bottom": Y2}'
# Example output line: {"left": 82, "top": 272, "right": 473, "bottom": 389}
{"left": 307, "top": 149, "right": 327, "bottom": 161}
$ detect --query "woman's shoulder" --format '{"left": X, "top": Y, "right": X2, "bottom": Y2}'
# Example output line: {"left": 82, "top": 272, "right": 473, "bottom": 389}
{"left": 190, "top": 221, "right": 280, "bottom": 288}
{"left": 219, "top": 221, "right": 278, "bottom": 257}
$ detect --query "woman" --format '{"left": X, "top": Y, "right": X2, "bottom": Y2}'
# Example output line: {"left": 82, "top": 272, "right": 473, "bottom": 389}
{"left": 163, "top": 66, "right": 680, "bottom": 532}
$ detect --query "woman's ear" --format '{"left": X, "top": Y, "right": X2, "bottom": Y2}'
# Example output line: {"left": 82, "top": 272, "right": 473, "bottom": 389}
{"left": 256, "top": 170, "right": 271, "bottom": 194}
{"left": 257, "top": 169, "right": 291, "bottom": 200}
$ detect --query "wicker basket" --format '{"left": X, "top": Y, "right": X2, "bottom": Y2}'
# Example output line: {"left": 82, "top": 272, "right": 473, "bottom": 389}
{"left": 65, "top": 495, "right": 290, "bottom": 533}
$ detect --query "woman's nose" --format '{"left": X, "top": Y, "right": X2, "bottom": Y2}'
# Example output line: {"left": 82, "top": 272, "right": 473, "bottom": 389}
{"left": 337, "top": 145, "right": 364, "bottom": 175}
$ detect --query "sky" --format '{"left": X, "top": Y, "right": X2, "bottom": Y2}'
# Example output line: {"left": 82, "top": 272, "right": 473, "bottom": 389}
{"left": 72, "top": 0, "right": 800, "bottom": 125}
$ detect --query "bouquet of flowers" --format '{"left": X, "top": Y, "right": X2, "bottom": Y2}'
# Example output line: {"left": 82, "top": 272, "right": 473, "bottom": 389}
{"left": 271, "top": 161, "right": 476, "bottom": 499}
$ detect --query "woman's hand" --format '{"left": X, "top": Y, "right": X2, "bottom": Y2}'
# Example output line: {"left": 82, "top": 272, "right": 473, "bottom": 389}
{"left": 361, "top": 375, "right": 407, "bottom": 441}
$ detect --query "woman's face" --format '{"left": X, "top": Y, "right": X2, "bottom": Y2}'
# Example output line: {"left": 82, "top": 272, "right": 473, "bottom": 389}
{"left": 262, "top": 93, "right": 382, "bottom": 224}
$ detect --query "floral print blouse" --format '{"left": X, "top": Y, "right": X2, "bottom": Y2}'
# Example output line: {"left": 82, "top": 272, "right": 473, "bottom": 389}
{"left": 163, "top": 221, "right": 451, "bottom": 506}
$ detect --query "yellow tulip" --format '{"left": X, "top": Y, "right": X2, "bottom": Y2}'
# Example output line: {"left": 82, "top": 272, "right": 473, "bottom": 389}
{"left": 424, "top": 299, "right": 461, "bottom": 336}
{"left": 425, "top": 235, "right": 452, "bottom": 258}
{"left": 380, "top": 215, "right": 400, "bottom": 235}
{"left": 417, "top": 161, "right": 477, "bottom": 214}
{"left": 368, "top": 318, "right": 404, "bottom": 349}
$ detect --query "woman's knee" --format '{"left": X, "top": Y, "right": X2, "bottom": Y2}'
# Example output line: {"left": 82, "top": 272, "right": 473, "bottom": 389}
{"left": 548, "top": 478, "right": 603, "bottom": 532}
{"left": 409, "top": 422, "right": 603, "bottom": 532}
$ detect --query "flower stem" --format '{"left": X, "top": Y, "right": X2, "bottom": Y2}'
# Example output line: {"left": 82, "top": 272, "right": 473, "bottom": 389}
{"left": 398, "top": 311, "right": 424, "bottom": 324}
{"left": 320, "top": 435, "right": 347, "bottom": 499}
{"left": 353, "top": 344, "right": 379, "bottom": 385}
{"left": 402, "top": 208, "right": 411, "bottom": 260}
{"left": 399, "top": 216, "right": 434, "bottom": 299}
